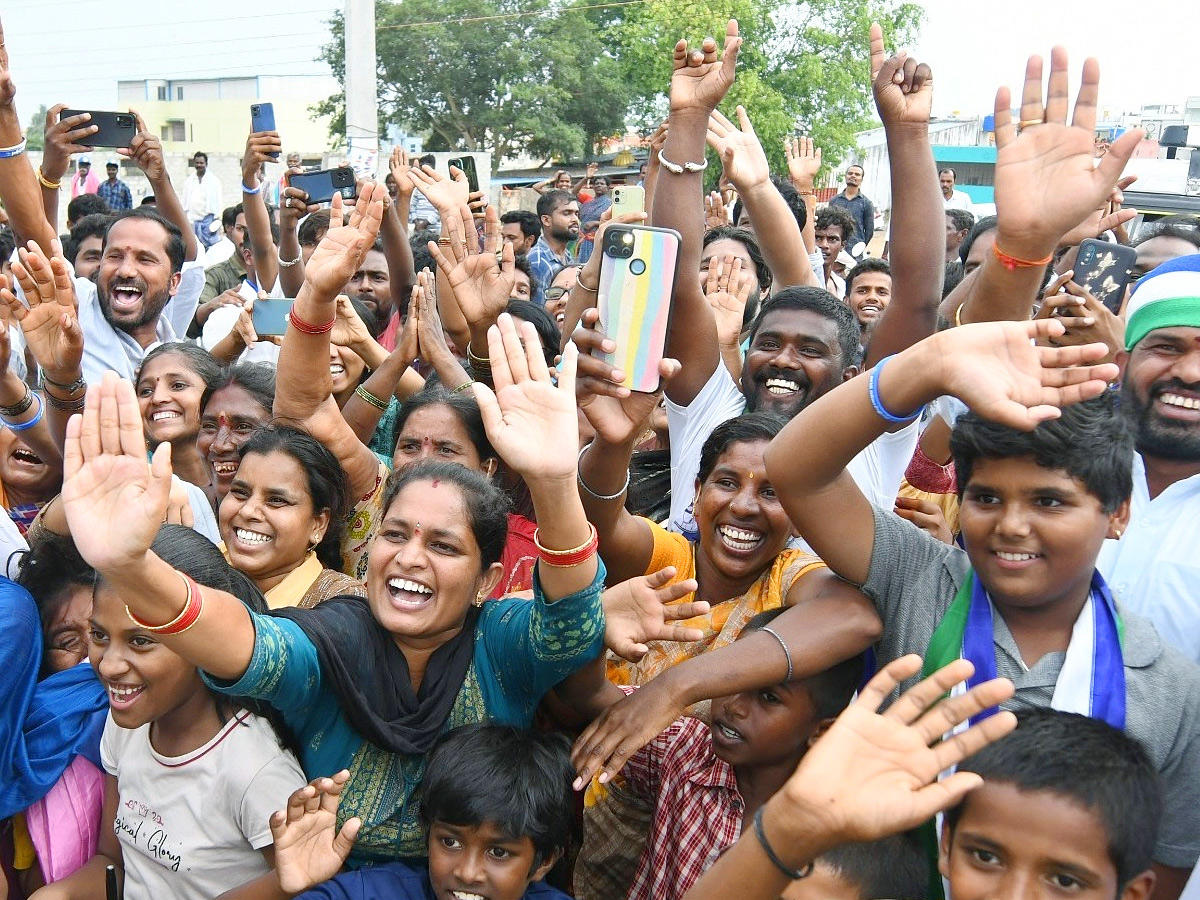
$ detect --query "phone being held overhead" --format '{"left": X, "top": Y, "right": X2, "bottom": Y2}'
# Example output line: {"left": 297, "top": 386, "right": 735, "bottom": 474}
{"left": 58, "top": 110, "right": 136, "bottom": 149}
{"left": 286, "top": 167, "right": 357, "bottom": 205}
{"left": 249, "top": 103, "right": 279, "bottom": 158}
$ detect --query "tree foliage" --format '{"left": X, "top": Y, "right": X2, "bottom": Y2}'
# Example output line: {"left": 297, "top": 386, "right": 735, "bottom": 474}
{"left": 24, "top": 104, "right": 49, "bottom": 151}
{"left": 319, "top": 0, "right": 923, "bottom": 171}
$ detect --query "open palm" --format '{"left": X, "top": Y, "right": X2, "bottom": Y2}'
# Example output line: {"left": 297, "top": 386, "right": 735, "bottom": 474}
{"left": 303, "top": 185, "right": 385, "bottom": 297}
{"left": 707, "top": 107, "right": 769, "bottom": 191}
{"left": 670, "top": 20, "right": 741, "bottom": 113}
{"left": 429, "top": 205, "right": 513, "bottom": 328}
{"left": 271, "top": 773, "right": 361, "bottom": 896}
{"left": 5, "top": 242, "right": 83, "bottom": 375}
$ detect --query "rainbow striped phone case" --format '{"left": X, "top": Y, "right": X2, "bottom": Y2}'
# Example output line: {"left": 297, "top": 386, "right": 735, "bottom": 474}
{"left": 595, "top": 224, "right": 682, "bottom": 393}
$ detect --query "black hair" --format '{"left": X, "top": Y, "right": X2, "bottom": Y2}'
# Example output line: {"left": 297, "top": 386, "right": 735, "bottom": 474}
{"left": 0, "top": 227, "right": 14, "bottom": 263}
{"left": 138, "top": 341, "right": 223, "bottom": 395}
{"left": 958, "top": 215, "right": 998, "bottom": 267}
{"left": 501, "top": 209, "right": 541, "bottom": 240}
{"left": 816, "top": 205, "right": 856, "bottom": 245}
{"left": 140, "top": 195, "right": 156, "bottom": 206}
{"left": 420, "top": 724, "right": 573, "bottom": 871}
{"left": 696, "top": 412, "right": 786, "bottom": 485}
{"left": 703, "top": 225, "right": 773, "bottom": 313}
{"left": 349, "top": 296, "right": 381, "bottom": 340}
{"left": 731, "top": 177, "right": 808, "bottom": 235}
{"left": 844, "top": 257, "right": 891, "bottom": 297}
{"left": 947, "top": 708, "right": 1162, "bottom": 888}
{"left": 951, "top": 393, "right": 1133, "bottom": 513}
{"left": 946, "top": 207, "right": 976, "bottom": 235}
{"left": 418, "top": 153, "right": 436, "bottom": 168}
{"left": 1133, "top": 218, "right": 1200, "bottom": 250}
{"left": 201, "top": 362, "right": 277, "bottom": 421}
{"left": 192, "top": 151, "right": 209, "bottom": 164}
{"left": 512, "top": 254, "right": 535, "bottom": 294}
{"left": 14, "top": 533, "right": 96, "bottom": 677}
{"left": 412, "top": 246, "right": 436, "bottom": 275}
{"left": 237, "top": 425, "right": 349, "bottom": 570}
{"left": 817, "top": 830, "right": 930, "bottom": 900}
{"left": 741, "top": 609, "right": 863, "bottom": 717}
{"left": 939, "top": 167, "right": 957, "bottom": 178}
{"left": 537, "top": 189, "right": 573, "bottom": 220}
{"left": 410, "top": 228, "right": 439, "bottom": 256}
{"left": 381, "top": 460, "right": 510, "bottom": 568}
{"left": 221, "top": 204, "right": 245, "bottom": 229}
{"left": 298, "top": 210, "right": 331, "bottom": 247}
{"left": 103, "top": 207, "right": 186, "bottom": 274}
{"left": 393, "top": 385, "right": 495, "bottom": 464}
{"left": 749, "top": 285, "right": 862, "bottom": 370}
{"left": 66, "top": 193, "right": 110, "bottom": 225}
{"left": 64, "top": 213, "right": 114, "bottom": 266}
{"left": 506, "top": 299, "right": 560, "bottom": 366}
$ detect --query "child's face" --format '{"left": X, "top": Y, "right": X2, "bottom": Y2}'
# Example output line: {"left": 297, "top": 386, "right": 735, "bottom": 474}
{"left": 940, "top": 782, "right": 1154, "bottom": 900}
{"left": 781, "top": 863, "right": 861, "bottom": 900}
{"left": 427, "top": 820, "right": 557, "bottom": 900}
{"left": 958, "top": 457, "right": 1127, "bottom": 615}
{"left": 710, "top": 680, "right": 821, "bottom": 772}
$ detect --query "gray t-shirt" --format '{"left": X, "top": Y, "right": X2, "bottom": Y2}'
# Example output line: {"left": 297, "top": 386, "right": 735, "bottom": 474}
{"left": 863, "top": 506, "right": 1200, "bottom": 869}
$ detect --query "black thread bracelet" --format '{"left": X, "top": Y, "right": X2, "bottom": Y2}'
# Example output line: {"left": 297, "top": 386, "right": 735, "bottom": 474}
{"left": 753, "top": 807, "right": 814, "bottom": 880}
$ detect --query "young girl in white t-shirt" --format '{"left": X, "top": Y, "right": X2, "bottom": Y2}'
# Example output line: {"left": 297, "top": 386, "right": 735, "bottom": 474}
{"left": 29, "top": 526, "right": 304, "bottom": 900}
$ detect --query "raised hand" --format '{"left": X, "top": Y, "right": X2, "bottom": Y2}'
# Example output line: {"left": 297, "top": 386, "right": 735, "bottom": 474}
{"left": 242, "top": 129, "right": 282, "bottom": 187}
{"left": 40, "top": 105, "right": 99, "bottom": 182}
{"left": 473, "top": 314, "right": 579, "bottom": 482}
{"left": 279, "top": 181, "right": 319, "bottom": 231}
{"left": 707, "top": 106, "right": 770, "bottom": 192}
{"left": 704, "top": 253, "right": 754, "bottom": 350}
{"left": 331, "top": 294, "right": 374, "bottom": 350}
{"left": 301, "top": 183, "right": 386, "bottom": 299}
{"left": 927, "top": 318, "right": 1119, "bottom": 429}
{"left": 123, "top": 112, "right": 166, "bottom": 183}
{"left": 269, "top": 771, "right": 362, "bottom": 896}
{"left": 669, "top": 19, "right": 741, "bottom": 114}
{"left": 388, "top": 146, "right": 416, "bottom": 200}
{"left": 868, "top": 23, "right": 933, "bottom": 128}
{"left": 704, "top": 191, "right": 731, "bottom": 229}
{"left": 784, "top": 136, "right": 822, "bottom": 190}
{"left": 428, "top": 203, "right": 514, "bottom": 330}
{"left": 992, "top": 48, "right": 1143, "bottom": 259}
{"left": 0, "top": 16, "right": 14, "bottom": 107}
{"left": 61, "top": 374, "right": 173, "bottom": 573}
{"left": 601, "top": 567, "right": 708, "bottom": 663}
{"left": 409, "top": 163, "right": 470, "bottom": 213}
{"left": 3, "top": 239, "right": 84, "bottom": 378}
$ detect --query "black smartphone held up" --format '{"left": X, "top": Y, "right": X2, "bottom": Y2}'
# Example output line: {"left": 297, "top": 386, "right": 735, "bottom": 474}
{"left": 448, "top": 156, "right": 480, "bottom": 193}
{"left": 252, "top": 298, "right": 294, "bottom": 337}
{"left": 287, "top": 167, "right": 357, "bottom": 204}
{"left": 1073, "top": 238, "right": 1138, "bottom": 315}
{"left": 249, "top": 103, "right": 279, "bottom": 158}
{"left": 59, "top": 110, "right": 137, "bottom": 149}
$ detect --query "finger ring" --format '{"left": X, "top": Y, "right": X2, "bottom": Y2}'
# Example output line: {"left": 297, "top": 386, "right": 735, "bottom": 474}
{"left": 437, "top": 237, "right": 452, "bottom": 246}
{"left": 1018, "top": 118, "right": 1044, "bottom": 128}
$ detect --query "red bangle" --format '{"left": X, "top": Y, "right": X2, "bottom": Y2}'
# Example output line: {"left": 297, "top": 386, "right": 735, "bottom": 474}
{"left": 534, "top": 523, "right": 599, "bottom": 568}
{"left": 126, "top": 572, "right": 204, "bottom": 635}
{"left": 992, "top": 244, "right": 1054, "bottom": 271}
{"left": 287, "top": 308, "right": 335, "bottom": 335}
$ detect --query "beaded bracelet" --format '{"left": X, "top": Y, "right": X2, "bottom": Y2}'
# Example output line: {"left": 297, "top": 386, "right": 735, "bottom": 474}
{"left": 534, "top": 523, "right": 599, "bottom": 568}
{"left": 576, "top": 442, "right": 629, "bottom": 501}
{"left": 867, "top": 356, "right": 923, "bottom": 424}
{"left": 753, "top": 808, "right": 813, "bottom": 880}
{"left": 354, "top": 384, "right": 390, "bottom": 411}
{"left": 287, "top": 309, "right": 335, "bottom": 335}
{"left": 125, "top": 571, "right": 204, "bottom": 635}
{"left": 2, "top": 393, "right": 44, "bottom": 432}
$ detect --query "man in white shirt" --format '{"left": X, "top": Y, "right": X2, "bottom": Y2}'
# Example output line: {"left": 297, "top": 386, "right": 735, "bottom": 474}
{"left": 1097, "top": 253, "right": 1200, "bottom": 662}
{"left": 181, "top": 151, "right": 223, "bottom": 249}
{"left": 939, "top": 167, "right": 973, "bottom": 211}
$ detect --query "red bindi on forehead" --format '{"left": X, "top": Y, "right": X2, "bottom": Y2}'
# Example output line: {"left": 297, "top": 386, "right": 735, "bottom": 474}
{"left": 431, "top": 479, "right": 440, "bottom": 488}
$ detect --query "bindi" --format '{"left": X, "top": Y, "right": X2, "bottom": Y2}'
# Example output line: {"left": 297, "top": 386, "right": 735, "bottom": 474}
{"left": 431, "top": 479, "right": 440, "bottom": 488}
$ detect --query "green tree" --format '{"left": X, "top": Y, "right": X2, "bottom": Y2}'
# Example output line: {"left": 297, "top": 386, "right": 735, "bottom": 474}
{"left": 318, "top": 0, "right": 633, "bottom": 167}
{"left": 24, "top": 103, "right": 49, "bottom": 151}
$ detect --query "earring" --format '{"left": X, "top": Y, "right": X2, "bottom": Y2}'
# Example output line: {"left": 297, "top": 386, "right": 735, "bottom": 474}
{"left": 1114, "top": 529, "right": 1123, "bottom": 540}
{"left": 473, "top": 590, "right": 485, "bottom": 607}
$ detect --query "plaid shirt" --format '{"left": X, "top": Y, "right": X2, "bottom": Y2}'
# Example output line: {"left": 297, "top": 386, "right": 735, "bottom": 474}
{"left": 623, "top": 710, "right": 744, "bottom": 900}
{"left": 527, "top": 236, "right": 574, "bottom": 301}
{"left": 97, "top": 178, "right": 133, "bottom": 211}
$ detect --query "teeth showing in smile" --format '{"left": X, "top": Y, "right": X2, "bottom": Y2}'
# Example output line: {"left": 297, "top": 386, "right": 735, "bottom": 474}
{"left": 765, "top": 378, "right": 799, "bottom": 395}
{"left": 452, "top": 893, "right": 486, "bottom": 900}
{"left": 235, "top": 528, "right": 272, "bottom": 545}
{"left": 212, "top": 462, "right": 239, "bottom": 475}
{"left": 108, "top": 685, "right": 144, "bottom": 701}
{"left": 715, "top": 722, "right": 742, "bottom": 741}
{"left": 996, "top": 551, "right": 1038, "bottom": 562}
{"left": 1161, "top": 392, "right": 1200, "bottom": 410}
{"left": 719, "top": 526, "right": 763, "bottom": 552}
{"left": 151, "top": 411, "right": 180, "bottom": 422}
{"left": 388, "top": 578, "right": 432, "bottom": 595}
{"left": 12, "top": 448, "right": 42, "bottom": 464}
{"left": 330, "top": 364, "right": 346, "bottom": 377}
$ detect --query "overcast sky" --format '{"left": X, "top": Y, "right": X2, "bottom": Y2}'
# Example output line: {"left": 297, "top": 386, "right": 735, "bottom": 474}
{"left": 2, "top": 0, "right": 1195, "bottom": 127}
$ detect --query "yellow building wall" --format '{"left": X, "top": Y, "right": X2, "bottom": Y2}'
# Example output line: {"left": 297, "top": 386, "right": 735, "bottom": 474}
{"left": 134, "top": 98, "right": 334, "bottom": 157}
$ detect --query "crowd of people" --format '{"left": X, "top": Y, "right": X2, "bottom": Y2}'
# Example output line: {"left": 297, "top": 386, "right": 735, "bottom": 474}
{"left": 2, "top": 11, "right": 1200, "bottom": 900}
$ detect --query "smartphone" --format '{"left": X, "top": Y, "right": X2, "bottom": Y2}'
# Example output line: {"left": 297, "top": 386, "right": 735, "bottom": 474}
{"left": 1072, "top": 238, "right": 1138, "bottom": 314}
{"left": 252, "top": 298, "right": 294, "bottom": 338}
{"left": 595, "top": 224, "right": 681, "bottom": 393}
{"left": 447, "top": 155, "right": 480, "bottom": 193}
{"left": 250, "top": 103, "right": 279, "bottom": 158}
{"left": 610, "top": 185, "right": 645, "bottom": 218}
{"left": 59, "top": 110, "right": 136, "bottom": 149}
{"left": 287, "top": 167, "right": 357, "bottom": 204}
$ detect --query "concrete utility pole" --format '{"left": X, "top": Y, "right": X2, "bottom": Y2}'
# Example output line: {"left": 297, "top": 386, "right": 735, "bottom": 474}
{"left": 344, "top": 0, "right": 379, "bottom": 173}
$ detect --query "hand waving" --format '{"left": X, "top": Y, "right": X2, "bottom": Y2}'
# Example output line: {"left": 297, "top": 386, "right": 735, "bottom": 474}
{"left": 3, "top": 239, "right": 84, "bottom": 378}
{"left": 301, "top": 183, "right": 386, "bottom": 299}
{"left": 428, "top": 203, "right": 514, "bottom": 330}
{"left": 707, "top": 106, "right": 770, "bottom": 192}
{"left": 784, "top": 136, "right": 822, "bottom": 190}
{"left": 388, "top": 147, "right": 416, "bottom": 200}
{"left": 269, "top": 771, "right": 362, "bottom": 896}
{"left": 601, "top": 566, "right": 708, "bottom": 663}
{"left": 868, "top": 23, "right": 933, "bottom": 128}
{"left": 704, "top": 253, "right": 755, "bottom": 349}
{"left": 992, "top": 48, "right": 1142, "bottom": 258}
{"left": 61, "top": 374, "right": 173, "bottom": 573}
{"left": 669, "top": 19, "right": 741, "bottom": 114}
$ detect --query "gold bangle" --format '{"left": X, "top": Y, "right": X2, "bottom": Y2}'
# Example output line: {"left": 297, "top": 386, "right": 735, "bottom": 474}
{"left": 451, "top": 380, "right": 475, "bottom": 395}
{"left": 354, "top": 384, "right": 390, "bottom": 411}
{"left": 466, "top": 342, "right": 491, "bottom": 371}
{"left": 37, "top": 167, "right": 61, "bottom": 191}
{"left": 575, "top": 279, "right": 598, "bottom": 293}
{"left": 534, "top": 522, "right": 598, "bottom": 558}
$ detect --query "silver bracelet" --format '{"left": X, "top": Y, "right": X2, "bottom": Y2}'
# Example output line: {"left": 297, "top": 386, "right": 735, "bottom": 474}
{"left": 576, "top": 441, "right": 629, "bottom": 501}
{"left": 759, "top": 625, "right": 793, "bottom": 682}
{"left": 657, "top": 148, "right": 708, "bottom": 175}
{"left": 277, "top": 249, "right": 303, "bottom": 268}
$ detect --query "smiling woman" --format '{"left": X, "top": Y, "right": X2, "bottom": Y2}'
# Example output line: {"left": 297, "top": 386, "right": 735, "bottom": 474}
{"left": 136, "top": 343, "right": 222, "bottom": 490}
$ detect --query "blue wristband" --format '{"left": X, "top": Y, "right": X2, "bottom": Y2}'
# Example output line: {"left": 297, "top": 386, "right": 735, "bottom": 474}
{"left": 0, "top": 139, "right": 27, "bottom": 159}
{"left": 868, "top": 356, "right": 923, "bottom": 424}
{"left": 3, "top": 393, "right": 45, "bottom": 432}
{"left": 241, "top": 182, "right": 262, "bottom": 195}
